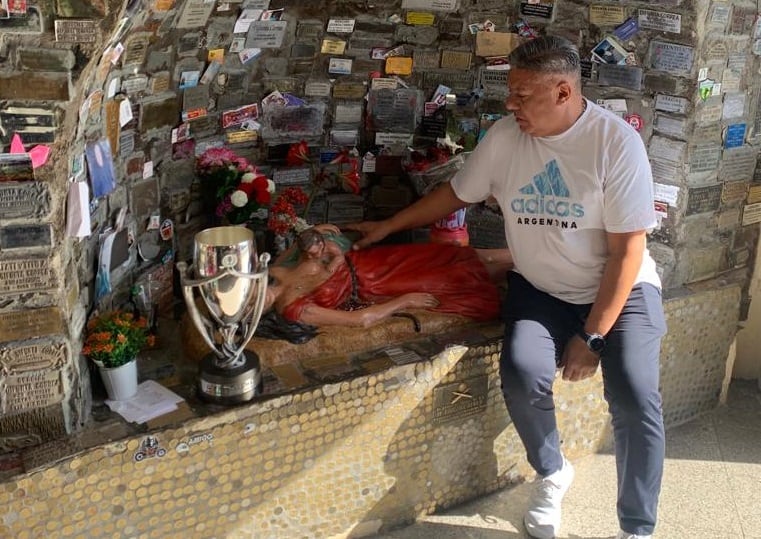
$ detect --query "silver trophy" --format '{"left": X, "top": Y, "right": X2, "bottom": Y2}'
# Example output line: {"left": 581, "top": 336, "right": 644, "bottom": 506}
{"left": 177, "top": 226, "right": 270, "bottom": 404}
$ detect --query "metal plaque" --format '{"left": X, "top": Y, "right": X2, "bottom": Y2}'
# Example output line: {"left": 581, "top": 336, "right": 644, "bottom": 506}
{"left": 0, "top": 341, "right": 66, "bottom": 375}
{"left": 686, "top": 184, "right": 722, "bottom": 215}
{"left": 432, "top": 375, "right": 488, "bottom": 424}
{"left": 413, "top": 49, "right": 441, "bottom": 70}
{"left": 0, "top": 308, "right": 64, "bottom": 344}
{"left": 519, "top": 1, "right": 554, "bottom": 20}
{"left": 597, "top": 64, "right": 643, "bottom": 91}
{"left": 0, "top": 224, "right": 52, "bottom": 251}
{"left": 648, "top": 41, "right": 694, "bottom": 75}
{"left": 0, "top": 258, "right": 56, "bottom": 295}
{"left": 332, "top": 80, "right": 367, "bottom": 100}
{"left": 589, "top": 4, "right": 625, "bottom": 26}
{"left": 54, "top": 19, "right": 97, "bottom": 42}
{"left": 0, "top": 182, "right": 50, "bottom": 220}
{"left": 440, "top": 50, "right": 472, "bottom": 70}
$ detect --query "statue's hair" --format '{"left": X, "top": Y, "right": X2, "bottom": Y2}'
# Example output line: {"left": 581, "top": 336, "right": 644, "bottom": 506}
{"left": 508, "top": 36, "right": 580, "bottom": 76}
{"left": 296, "top": 228, "right": 325, "bottom": 252}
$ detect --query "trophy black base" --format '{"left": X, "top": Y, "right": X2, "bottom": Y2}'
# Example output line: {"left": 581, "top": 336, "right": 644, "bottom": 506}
{"left": 197, "top": 351, "right": 263, "bottom": 405}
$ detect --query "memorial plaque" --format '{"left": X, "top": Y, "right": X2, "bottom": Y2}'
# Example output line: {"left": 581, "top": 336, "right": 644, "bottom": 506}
{"left": 648, "top": 41, "right": 694, "bottom": 75}
{"left": 0, "top": 258, "right": 56, "bottom": 294}
{"left": 0, "top": 182, "right": 50, "bottom": 220}
{"left": 432, "top": 375, "right": 488, "bottom": 425}
{"left": 705, "top": 40, "right": 728, "bottom": 64}
{"left": 721, "top": 180, "right": 749, "bottom": 205}
{"left": 654, "top": 94, "right": 688, "bottom": 114}
{"left": 420, "top": 114, "right": 447, "bottom": 138}
{"left": 742, "top": 202, "right": 761, "bottom": 225}
{"left": 54, "top": 19, "right": 97, "bottom": 42}
{"left": 727, "top": 52, "right": 747, "bottom": 73}
{"left": 597, "top": 64, "right": 643, "bottom": 91}
{"left": 125, "top": 153, "right": 145, "bottom": 181}
{"left": 332, "top": 80, "right": 367, "bottom": 100}
{"left": 643, "top": 74, "right": 678, "bottom": 95}
{"left": 480, "top": 68, "right": 509, "bottom": 97}
{"left": 0, "top": 308, "right": 64, "bottom": 344}
{"left": 723, "top": 93, "right": 746, "bottom": 120}
{"left": 123, "top": 33, "right": 151, "bottom": 68}
{"left": 519, "top": 1, "right": 554, "bottom": 20}
{"left": 649, "top": 135, "right": 686, "bottom": 164}
{"left": 334, "top": 102, "right": 363, "bottom": 125}
{"left": 695, "top": 96, "right": 723, "bottom": 125}
{"left": 3, "top": 370, "right": 63, "bottom": 414}
{"left": 119, "top": 129, "right": 135, "bottom": 156}
{"left": 140, "top": 94, "right": 180, "bottom": 133}
{"left": 440, "top": 50, "right": 472, "bottom": 70}
{"left": 296, "top": 21, "right": 323, "bottom": 39}
{"left": 650, "top": 158, "right": 681, "bottom": 184}
{"left": 245, "top": 21, "right": 287, "bottom": 48}
{"left": 401, "top": 0, "right": 457, "bottom": 12}
{"left": 273, "top": 166, "right": 311, "bottom": 186}
{"left": 413, "top": 49, "right": 441, "bottom": 70}
{"left": 121, "top": 75, "right": 149, "bottom": 95}
{"left": 304, "top": 81, "right": 332, "bottom": 98}
{"left": 748, "top": 185, "right": 761, "bottom": 204}
{"left": 717, "top": 208, "right": 740, "bottom": 229}
{"left": 719, "top": 147, "right": 758, "bottom": 182}
{"left": 638, "top": 9, "right": 681, "bottom": 33}
{"left": 693, "top": 123, "right": 722, "bottom": 143}
{"left": 423, "top": 70, "right": 474, "bottom": 93}
{"left": 18, "top": 48, "right": 76, "bottom": 72}
{"left": 0, "top": 342, "right": 66, "bottom": 374}
{"left": 0, "top": 224, "right": 52, "bottom": 251}
{"left": 730, "top": 6, "right": 756, "bottom": 35}
{"left": 0, "top": 154, "right": 33, "bottom": 182}
{"left": 654, "top": 114, "right": 687, "bottom": 139}
{"left": 0, "top": 71, "right": 71, "bottom": 102}
{"left": 176, "top": 0, "right": 215, "bottom": 29}
{"left": 689, "top": 144, "right": 722, "bottom": 173}
{"left": 686, "top": 184, "right": 722, "bottom": 215}
{"left": 589, "top": 4, "right": 625, "bottom": 26}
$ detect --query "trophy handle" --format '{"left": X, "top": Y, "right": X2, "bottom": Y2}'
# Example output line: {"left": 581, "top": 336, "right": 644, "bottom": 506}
{"left": 177, "top": 261, "right": 224, "bottom": 358}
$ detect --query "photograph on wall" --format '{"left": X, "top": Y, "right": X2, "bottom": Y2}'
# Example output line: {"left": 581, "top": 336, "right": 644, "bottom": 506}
{"left": 592, "top": 36, "right": 629, "bottom": 65}
{"left": 85, "top": 140, "right": 117, "bottom": 198}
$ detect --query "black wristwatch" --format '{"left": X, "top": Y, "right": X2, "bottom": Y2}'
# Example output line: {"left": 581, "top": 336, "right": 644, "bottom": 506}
{"left": 579, "top": 331, "right": 606, "bottom": 354}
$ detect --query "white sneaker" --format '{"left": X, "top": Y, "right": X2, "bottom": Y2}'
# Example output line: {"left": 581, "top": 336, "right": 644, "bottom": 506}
{"left": 616, "top": 532, "right": 652, "bottom": 539}
{"left": 524, "top": 458, "right": 575, "bottom": 539}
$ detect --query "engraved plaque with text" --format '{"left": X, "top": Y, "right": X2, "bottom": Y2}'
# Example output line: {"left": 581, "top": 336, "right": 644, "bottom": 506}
{"left": 433, "top": 375, "right": 488, "bottom": 424}
{"left": 2, "top": 370, "right": 63, "bottom": 414}
{"left": 0, "top": 308, "right": 64, "bottom": 343}
{"left": 0, "top": 342, "right": 67, "bottom": 375}
{"left": 0, "top": 258, "right": 57, "bottom": 294}
{"left": 0, "top": 182, "right": 50, "bottom": 220}
{"left": 686, "top": 184, "right": 723, "bottom": 215}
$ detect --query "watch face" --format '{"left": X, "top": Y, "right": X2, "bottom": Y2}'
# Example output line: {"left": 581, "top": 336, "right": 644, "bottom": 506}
{"left": 588, "top": 336, "right": 605, "bottom": 353}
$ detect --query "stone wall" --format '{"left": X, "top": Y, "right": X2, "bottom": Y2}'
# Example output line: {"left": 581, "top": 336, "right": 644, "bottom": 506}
{"left": 1, "top": 0, "right": 759, "bottom": 457}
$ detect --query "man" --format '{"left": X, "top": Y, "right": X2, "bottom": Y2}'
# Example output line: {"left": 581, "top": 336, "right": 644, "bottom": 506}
{"left": 349, "top": 36, "right": 666, "bottom": 539}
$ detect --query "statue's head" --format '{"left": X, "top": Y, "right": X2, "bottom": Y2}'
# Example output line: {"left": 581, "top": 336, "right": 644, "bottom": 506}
{"left": 297, "top": 228, "right": 326, "bottom": 260}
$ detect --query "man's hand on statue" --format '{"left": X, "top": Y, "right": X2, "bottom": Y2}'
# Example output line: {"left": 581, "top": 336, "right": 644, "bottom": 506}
{"left": 401, "top": 292, "right": 439, "bottom": 309}
{"left": 560, "top": 336, "right": 600, "bottom": 382}
{"left": 344, "top": 220, "right": 393, "bottom": 250}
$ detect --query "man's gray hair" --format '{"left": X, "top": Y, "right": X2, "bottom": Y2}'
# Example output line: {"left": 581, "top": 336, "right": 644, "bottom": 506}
{"left": 508, "top": 36, "right": 580, "bottom": 75}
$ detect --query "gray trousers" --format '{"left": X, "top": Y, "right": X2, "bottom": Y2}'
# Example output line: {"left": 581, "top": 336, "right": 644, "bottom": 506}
{"left": 499, "top": 272, "right": 667, "bottom": 536}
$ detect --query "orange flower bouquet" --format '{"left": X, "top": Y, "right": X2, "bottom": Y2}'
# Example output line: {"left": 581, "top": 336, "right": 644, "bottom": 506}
{"left": 83, "top": 311, "right": 155, "bottom": 369}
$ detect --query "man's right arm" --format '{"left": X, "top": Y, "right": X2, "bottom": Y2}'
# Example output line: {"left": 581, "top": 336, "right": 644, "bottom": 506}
{"left": 349, "top": 182, "right": 468, "bottom": 249}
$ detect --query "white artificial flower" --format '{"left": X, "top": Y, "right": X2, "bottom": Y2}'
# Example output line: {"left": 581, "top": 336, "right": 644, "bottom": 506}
{"left": 230, "top": 190, "right": 248, "bottom": 207}
{"left": 266, "top": 179, "right": 276, "bottom": 193}
{"left": 241, "top": 172, "right": 256, "bottom": 183}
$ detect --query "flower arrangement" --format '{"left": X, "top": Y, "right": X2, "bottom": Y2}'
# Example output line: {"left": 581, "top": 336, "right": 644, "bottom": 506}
{"left": 196, "top": 147, "right": 275, "bottom": 225}
{"left": 83, "top": 311, "right": 155, "bottom": 368}
{"left": 267, "top": 186, "right": 310, "bottom": 236}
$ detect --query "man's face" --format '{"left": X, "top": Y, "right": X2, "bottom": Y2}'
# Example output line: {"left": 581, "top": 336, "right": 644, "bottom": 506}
{"left": 505, "top": 68, "right": 571, "bottom": 137}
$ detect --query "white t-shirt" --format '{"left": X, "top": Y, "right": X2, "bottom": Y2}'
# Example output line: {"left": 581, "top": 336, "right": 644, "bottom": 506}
{"left": 452, "top": 99, "right": 661, "bottom": 304}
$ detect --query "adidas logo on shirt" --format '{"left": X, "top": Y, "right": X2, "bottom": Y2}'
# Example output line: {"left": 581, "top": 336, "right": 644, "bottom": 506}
{"left": 511, "top": 160, "right": 584, "bottom": 228}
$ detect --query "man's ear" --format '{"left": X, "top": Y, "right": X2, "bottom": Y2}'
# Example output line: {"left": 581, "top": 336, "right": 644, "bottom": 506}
{"left": 556, "top": 79, "right": 573, "bottom": 105}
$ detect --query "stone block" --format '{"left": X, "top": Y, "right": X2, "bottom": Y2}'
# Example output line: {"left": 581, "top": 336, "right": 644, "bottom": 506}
{"left": 0, "top": 72, "right": 71, "bottom": 101}
{"left": 18, "top": 48, "right": 76, "bottom": 71}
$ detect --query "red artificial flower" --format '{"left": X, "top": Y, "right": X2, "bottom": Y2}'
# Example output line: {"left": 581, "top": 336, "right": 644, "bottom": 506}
{"left": 286, "top": 140, "right": 310, "bottom": 166}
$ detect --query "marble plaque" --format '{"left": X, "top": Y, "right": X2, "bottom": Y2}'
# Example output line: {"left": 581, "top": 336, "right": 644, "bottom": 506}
{"left": 423, "top": 70, "right": 474, "bottom": 93}
{"left": 654, "top": 94, "right": 688, "bottom": 114}
{"left": 654, "top": 114, "right": 687, "bottom": 139}
{"left": 650, "top": 158, "right": 681, "bottom": 184}
{"left": 519, "top": 1, "right": 554, "bottom": 20}
{"left": 719, "top": 147, "right": 758, "bottom": 182}
{"left": 54, "top": 19, "right": 97, "bottom": 42}
{"left": 176, "top": 0, "right": 215, "bottom": 29}
{"left": 686, "top": 184, "right": 722, "bottom": 215}
{"left": 689, "top": 144, "right": 722, "bottom": 173}
{"left": 597, "top": 64, "right": 643, "bottom": 91}
{"left": 0, "top": 308, "right": 64, "bottom": 344}
{"left": 480, "top": 68, "right": 509, "bottom": 97}
{"left": 638, "top": 9, "right": 681, "bottom": 33}
{"left": 273, "top": 167, "right": 311, "bottom": 186}
{"left": 695, "top": 96, "right": 723, "bottom": 125}
{"left": 648, "top": 41, "right": 694, "bottom": 75}
{"left": 0, "top": 182, "right": 50, "bottom": 220}
{"left": 123, "top": 33, "right": 150, "bottom": 68}
{"left": 304, "top": 81, "right": 332, "bottom": 97}
{"left": 432, "top": 375, "right": 488, "bottom": 424}
{"left": 245, "top": 21, "right": 287, "bottom": 48}
{"left": 3, "top": 370, "right": 63, "bottom": 414}
{"left": 0, "top": 342, "right": 66, "bottom": 375}
{"left": 717, "top": 208, "right": 741, "bottom": 229}
{"left": 0, "top": 224, "right": 52, "bottom": 251}
{"left": 649, "top": 135, "right": 686, "bottom": 164}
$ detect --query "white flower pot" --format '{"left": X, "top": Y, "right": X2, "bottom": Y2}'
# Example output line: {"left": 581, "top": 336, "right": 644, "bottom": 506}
{"left": 98, "top": 359, "right": 138, "bottom": 400}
